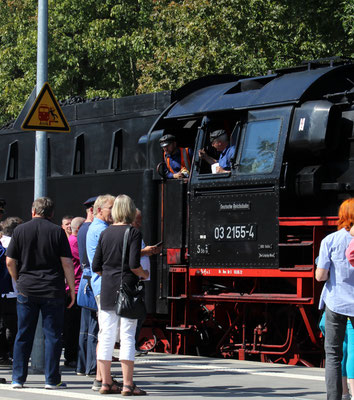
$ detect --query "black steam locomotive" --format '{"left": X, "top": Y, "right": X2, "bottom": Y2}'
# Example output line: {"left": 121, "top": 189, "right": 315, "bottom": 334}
{"left": 2, "top": 57, "right": 354, "bottom": 365}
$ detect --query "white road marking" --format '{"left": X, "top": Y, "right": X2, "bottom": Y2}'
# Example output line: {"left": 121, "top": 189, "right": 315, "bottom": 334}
{"left": 0, "top": 358, "right": 325, "bottom": 400}
{"left": 0, "top": 397, "right": 18, "bottom": 400}
{"left": 0, "top": 385, "right": 102, "bottom": 399}
{"left": 138, "top": 359, "right": 325, "bottom": 381}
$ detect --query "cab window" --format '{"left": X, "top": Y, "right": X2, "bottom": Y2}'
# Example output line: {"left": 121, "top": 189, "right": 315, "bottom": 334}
{"left": 238, "top": 119, "right": 281, "bottom": 174}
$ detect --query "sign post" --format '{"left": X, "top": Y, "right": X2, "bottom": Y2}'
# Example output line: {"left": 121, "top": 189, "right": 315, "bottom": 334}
{"left": 30, "top": 0, "right": 48, "bottom": 374}
{"left": 18, "top": 1, "right": 70, "bottom": 374}
{"left": 34, "top": 0, "right": 48, "bottom": 200}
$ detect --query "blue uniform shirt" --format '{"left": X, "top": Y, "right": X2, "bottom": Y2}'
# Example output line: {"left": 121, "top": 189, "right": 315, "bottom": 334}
{"left": 77, "top": 221, "right": 91, "bottom": 280}
{"left": 86, "top": 218, "right": 109, "bottom": 297}
{"left": 218, "top": 146, "right": 235, "bottom": 170}
{"left": 318, "top": 228, "right": 354, "bottom": 316}
{"left": 164, "top": 148, "right": 193, "bottom": 178}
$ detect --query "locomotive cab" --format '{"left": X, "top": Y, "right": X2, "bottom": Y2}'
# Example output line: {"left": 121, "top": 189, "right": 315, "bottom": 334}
{"left": 189, "top": 109, "right": 289, "bottom": 270}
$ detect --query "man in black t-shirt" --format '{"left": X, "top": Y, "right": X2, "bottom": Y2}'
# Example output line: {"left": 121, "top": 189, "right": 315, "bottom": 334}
{"left": 6, "top": 197, "right": 75, "bottom": 389}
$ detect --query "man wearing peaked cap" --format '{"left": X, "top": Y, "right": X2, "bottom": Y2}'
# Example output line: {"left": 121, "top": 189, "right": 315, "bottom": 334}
{"left": 199, "top": 129, "right": 235, "bottom": 173}
{"left": 159, "top": 134, "right": 175, "bottom": 148}
{"left": 76, "top": 196, "right": 98, "bottom": 377}
{"left": 159, "top": 134, "right": 193, "bottom": 179}
{"left": 83, "top": 197, "right": 98, "bottom": 208}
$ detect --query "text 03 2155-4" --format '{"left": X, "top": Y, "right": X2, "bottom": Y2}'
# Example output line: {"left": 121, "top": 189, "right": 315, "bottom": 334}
{"left": 213, "top": 224, "right": 257, "bottom": 241}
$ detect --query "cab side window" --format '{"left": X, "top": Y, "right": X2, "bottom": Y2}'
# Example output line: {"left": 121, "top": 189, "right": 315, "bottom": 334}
{"left": 238, "top": 119, "right": 281, "bottom": 174}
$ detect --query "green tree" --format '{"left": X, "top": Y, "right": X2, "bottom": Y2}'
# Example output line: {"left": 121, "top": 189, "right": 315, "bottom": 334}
{"left": 0, "top": 0, "right": 153, "bottom": 125}
{"left": 49, "top": 0, "right": 153, "bottom": 98}
{"left": 136, "top": 0, "right": 353, "bottom": 93}
{"left": 0, "top": 0, "right": 354, "bottom": 126}
{"left": 0, "top": 0, "right": 37, "bottom": 125}
{"left": 342, "top": 0, "right": 354, "bottom": 47}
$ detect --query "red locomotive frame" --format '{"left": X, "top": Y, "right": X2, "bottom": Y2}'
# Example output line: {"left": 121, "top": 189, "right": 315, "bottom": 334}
{"left": 163, "top": 217, "right": 337, "bottom": 365}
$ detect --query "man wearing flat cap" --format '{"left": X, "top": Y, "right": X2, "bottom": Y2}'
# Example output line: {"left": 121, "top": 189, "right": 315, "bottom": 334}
{"left": 159, "top": 134, "right": 193, "bottom": 179}
{"left": 199, "top": 129, "right": 235, "bottom": 173}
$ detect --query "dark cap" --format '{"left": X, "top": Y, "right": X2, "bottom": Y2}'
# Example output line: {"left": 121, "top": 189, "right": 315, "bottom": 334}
{"left": 210, "top": 129, "right": 227, "bottom": 141}
{"left": 159, "top": 134, "right": 176, "bottom": 148}
{"left": 83, "top": 196, "right": 98, "bottom": 208}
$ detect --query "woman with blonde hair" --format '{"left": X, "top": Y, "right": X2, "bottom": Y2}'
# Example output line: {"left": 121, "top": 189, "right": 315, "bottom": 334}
{"left": 92, "top": 195, "right": 149, "bottom": 395}
{"left": 316, "top": 198, "right": 354, "bottom": 400}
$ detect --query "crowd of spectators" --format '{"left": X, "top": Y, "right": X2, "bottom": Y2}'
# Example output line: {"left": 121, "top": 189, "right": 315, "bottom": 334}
{"left": 4, "top": 194, "right": 354, "bottom": 399}
{"left": 0, "top": 194, "right": 160, "bottom": 394}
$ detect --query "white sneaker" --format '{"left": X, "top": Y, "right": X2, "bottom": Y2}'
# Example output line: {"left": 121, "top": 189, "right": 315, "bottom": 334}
{"left": 11, "top": 381, "right": 23, "bottom": 389}
{"left": 45, "top": 382, "right": 67, "bottom": 389}
{"left": 342, "top": 394, "right": 351, "bottom": 400}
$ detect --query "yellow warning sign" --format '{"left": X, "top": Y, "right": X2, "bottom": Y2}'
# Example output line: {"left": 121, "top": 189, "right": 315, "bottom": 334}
{"left": 21, "top": 82, "right": 70, "bottom": 133}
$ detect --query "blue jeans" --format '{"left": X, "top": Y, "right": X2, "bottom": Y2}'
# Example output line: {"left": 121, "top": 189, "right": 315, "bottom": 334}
{"left": 76, "top": 307, "right": 98, "bottom": 375}
{"left": 12, "top": 294, "right": 65, "bottom": 385}
{"left": 325, "top": 306, "right": 354, "bottom": 400}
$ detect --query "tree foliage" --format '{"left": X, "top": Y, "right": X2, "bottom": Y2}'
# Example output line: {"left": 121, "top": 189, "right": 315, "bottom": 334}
{"left": 0, "top": 0, "right": 353, "bottom": 126}
{"left": 136, "top": 0, "right": 353, "bottom": 92}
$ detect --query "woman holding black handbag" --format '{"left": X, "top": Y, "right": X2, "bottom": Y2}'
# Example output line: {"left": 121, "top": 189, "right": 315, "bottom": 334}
{"left": 92, "top": 195, "right": 149, "bottom": 395}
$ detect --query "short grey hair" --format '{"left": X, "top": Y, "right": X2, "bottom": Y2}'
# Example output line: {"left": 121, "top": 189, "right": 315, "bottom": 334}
{"left": 71, "top": 217, "right": 85, "bottom": 234}
{"left": 112, "top": 195, "right": 136, "bottom": 224}
{"left": 93, "top": 195, "right": 115, "bottom": 216}
{"left": 32, "top": 197, "right": 54, "bottom": 218}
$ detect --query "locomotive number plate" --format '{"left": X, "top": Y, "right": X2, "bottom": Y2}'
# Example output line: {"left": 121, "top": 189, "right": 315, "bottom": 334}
{"left": 213, "top": 224, "right": 257, "bottom": 241}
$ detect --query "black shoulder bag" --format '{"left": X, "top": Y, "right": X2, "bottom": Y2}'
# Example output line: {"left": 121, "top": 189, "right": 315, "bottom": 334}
{"left": 115, "top": 226, "right": 146, "bottom": 320}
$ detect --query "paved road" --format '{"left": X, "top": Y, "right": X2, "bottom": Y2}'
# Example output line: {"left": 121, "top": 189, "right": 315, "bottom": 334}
{"left": 0, "top": 352, "right": 326, "bottom": 400}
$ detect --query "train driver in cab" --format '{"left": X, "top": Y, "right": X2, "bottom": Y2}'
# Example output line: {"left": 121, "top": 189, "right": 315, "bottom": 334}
{"left": 199, "top": 129, "right": 235, "bottom": 173}
{"left": 159, "top": 134, "right": 193, "bottom": 179}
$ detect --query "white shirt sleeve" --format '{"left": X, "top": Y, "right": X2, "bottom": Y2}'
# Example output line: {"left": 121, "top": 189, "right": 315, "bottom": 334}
{"left": 140, "top": 239, "right": 151, "bottom": 281}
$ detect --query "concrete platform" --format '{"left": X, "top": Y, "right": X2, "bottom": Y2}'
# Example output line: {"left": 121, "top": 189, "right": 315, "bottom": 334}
{"left": 0, "top": 352, "right": 326, "bottom": 400}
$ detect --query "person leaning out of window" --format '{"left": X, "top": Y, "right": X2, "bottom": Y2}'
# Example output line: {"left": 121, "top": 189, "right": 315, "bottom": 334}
{"left": 92, "top": 195, "right": 149, "bottom": 395}
{"left": 199, "top": 129, "right": 235, "bottom": 173}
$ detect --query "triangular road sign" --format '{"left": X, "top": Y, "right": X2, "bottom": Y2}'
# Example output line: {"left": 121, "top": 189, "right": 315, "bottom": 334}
{"left": 21, "top": 82, "right": 70, "bottom": 133}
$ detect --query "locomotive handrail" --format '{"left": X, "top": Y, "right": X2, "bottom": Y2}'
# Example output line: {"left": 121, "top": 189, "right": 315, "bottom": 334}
{"left": 278, "top": 241, "right": 313, "bottom": 246}
{"left": 194, "top": 185, "right": 275, "bottom": 195}
{"left": 230, "top": 121, "right": 241, "bottom": 167}
{"left": 192, "top": 115, "right": 209, "bottom": 173}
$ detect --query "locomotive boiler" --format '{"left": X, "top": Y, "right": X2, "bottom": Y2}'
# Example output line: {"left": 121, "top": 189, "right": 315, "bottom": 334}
{"left": 1, "top": 57, "right": 354, "bottom": 365}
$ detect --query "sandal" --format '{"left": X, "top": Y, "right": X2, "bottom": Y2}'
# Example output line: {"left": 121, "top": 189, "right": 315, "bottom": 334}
{"left": 99, "top": 381, "right": 121, "bottom": 394}
{"left": 121, "top": 384, "right": 147, "bottom": 396}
